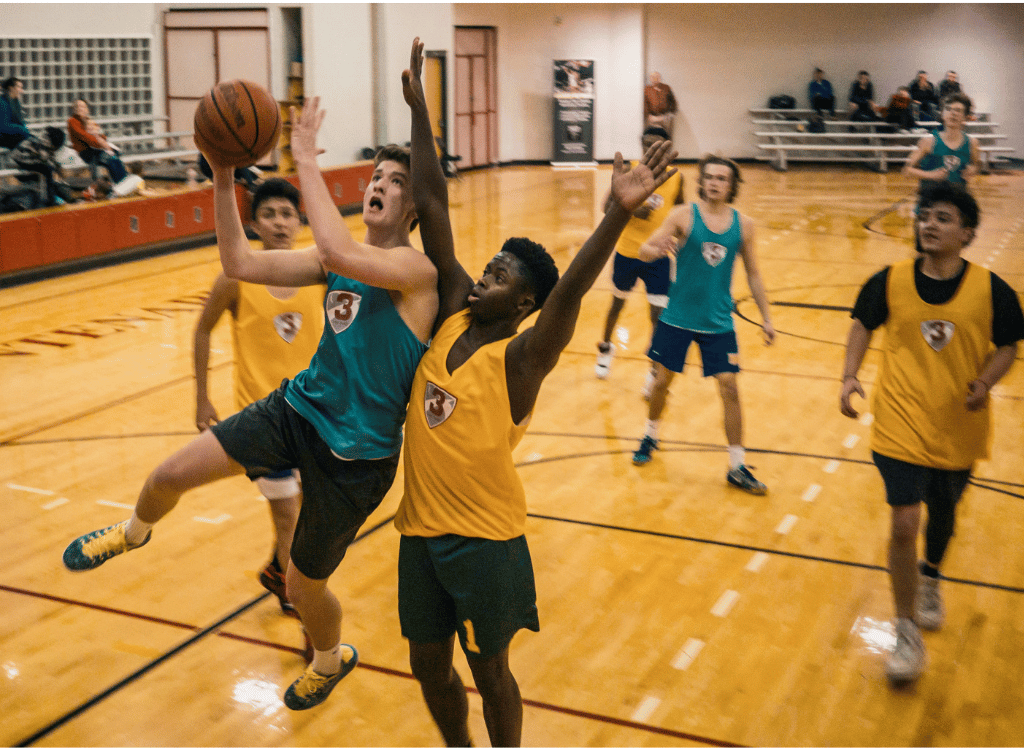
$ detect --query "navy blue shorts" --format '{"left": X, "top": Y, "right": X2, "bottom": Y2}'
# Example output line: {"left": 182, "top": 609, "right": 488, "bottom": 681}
{"left": 211, "top": 384, "right": 398, "bottom": 579}
{"left": 611, "top": 253, "right": 670, "bottom": 304}
{"left": 872, "top": 451, "right": 972, "bottom": 508}
{"left": 648, "top": 321, "right": 739, "bottom": 376}
{"left": 398, "top": 534, "right": 540, "bottom": 658}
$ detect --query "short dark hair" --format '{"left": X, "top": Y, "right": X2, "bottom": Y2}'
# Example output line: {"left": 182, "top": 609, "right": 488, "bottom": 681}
{"left": 941, "top": 92, "right": 972, "bottom": 117}
{"left": 500, "top": 237, "right": 559, "bottom": 313}
{"left": 917, "top": 70, "right": 927, "bottom": 76}
{"left": 813, "top": 67, "right": 823, "bottom": 74}
{"left": 44, "top": 126, "right": 65, "bottom": 149}
{"left": 697, "top": 153, "right": 743, "bottom": 203}
{"left": 372, "top": 144, "right": 417, "bottom": 231}
{"left": 917, "top": 180, "right": 980, "bottom": 229}
{"left": 2, "top": 76, "right": 22, "bottom": 92}
{"left": 251, "top": 178, "right": 301, "bottom": 219}
{"left": 642, "top": 126, "right": 670, "bottom": 140}
{"left": 858, "top": 70, "right": 869, "bottom": 77}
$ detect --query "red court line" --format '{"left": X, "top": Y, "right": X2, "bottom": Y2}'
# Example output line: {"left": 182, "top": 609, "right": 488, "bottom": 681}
{"left": 1, "top": 582, "right": 742, "bottom": 747}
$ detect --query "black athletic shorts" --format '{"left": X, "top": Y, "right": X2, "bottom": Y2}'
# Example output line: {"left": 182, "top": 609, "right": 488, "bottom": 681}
{"left": 872, "top": 451, "right": 972, "bottom": 508}
{"left": 211, "top": 383, "right": 399, "bottom": 579}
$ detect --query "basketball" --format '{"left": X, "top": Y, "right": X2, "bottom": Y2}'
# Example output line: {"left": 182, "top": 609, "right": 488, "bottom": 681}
{"left": 193, "top": 79, "right": 281, "bottom": 168}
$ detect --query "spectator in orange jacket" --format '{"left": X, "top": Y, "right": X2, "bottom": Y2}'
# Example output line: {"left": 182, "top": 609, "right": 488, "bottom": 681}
{"left": 67, "top": 98, "right": 129, "bottom": 183}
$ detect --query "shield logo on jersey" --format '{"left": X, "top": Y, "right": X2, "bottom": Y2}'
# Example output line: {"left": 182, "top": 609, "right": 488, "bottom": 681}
{"left": 943, "top": 155, "right": 961, "bottom": 172}
{"left": 702, "top": 242, "right": 727, "bottom": 267}
{"left": 921, "top": 319, "right": 955, "bottom": 351}
{"left": 326, "top": 290, "right": 362, "bottom": 333}
{"left": 273, "top": 312, "right": 302, "bottom": 343}
{"left": 424, "top": 382, "right": 457, "bottom": 428}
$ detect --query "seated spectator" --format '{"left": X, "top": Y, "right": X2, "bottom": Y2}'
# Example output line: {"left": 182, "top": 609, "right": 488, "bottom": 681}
{"left": 67, "top": 99, "right": 129, "bottom": 184}
{"left": 908, "top": 70, "right": 939, "bottom": 121}
{"left": 808, "top": 68, "right": 835, "bottom": 116}
{"left": 848, "top": 70, "right": 880, "bottom": 121}
{"left": 0, "top": 76, "right": 32, "bottom": 150}
{"left": 938, "top": 70, "right": 962, "bottom": 100}
{"left": 882, "top": 87, "right": 916, "bottom": 132}
{"left": 197, "top": 153, "right": 263, "bottom": 192}
{"left": 11, "top": 126, "right": 76, "bottom": 206}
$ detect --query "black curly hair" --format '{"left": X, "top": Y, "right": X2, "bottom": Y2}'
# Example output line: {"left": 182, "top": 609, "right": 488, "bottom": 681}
{"left": 500, "top": 237, "right": 559, "bottom": 313}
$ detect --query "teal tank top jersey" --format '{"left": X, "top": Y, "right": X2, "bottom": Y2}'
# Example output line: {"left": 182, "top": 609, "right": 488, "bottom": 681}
{"left": 285, "top": 273, "right": 428, "bottom": 460}
{"left": 921, "top": 130, "right": 971, "bottom": 184}
{"left": 660, "top": 203, "right": 742, "bottom": 334}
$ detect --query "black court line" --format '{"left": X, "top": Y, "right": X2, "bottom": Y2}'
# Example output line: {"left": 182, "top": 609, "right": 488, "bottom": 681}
{"left": 3, "top": 431, "right": 199, "bottom": 446}
{"left": 13, "top": 512, "right": 396, "bottom": 747}
{"left": 772, "top": 300, "right": 853, "bottom": 312}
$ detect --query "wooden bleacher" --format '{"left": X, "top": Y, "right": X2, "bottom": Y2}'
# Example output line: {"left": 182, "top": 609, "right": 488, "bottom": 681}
{"left": 750, "top": 107, "right": 1015, "bottom": 171}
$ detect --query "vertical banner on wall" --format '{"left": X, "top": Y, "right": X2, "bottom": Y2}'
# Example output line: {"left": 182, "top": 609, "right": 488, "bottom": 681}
{"left": 552, "top": 59, "right": 596, "bottom": 166}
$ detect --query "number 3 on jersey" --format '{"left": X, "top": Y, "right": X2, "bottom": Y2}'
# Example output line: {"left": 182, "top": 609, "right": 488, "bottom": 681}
{"left": 327, "top": 290, "right": 362, "bottom": 333}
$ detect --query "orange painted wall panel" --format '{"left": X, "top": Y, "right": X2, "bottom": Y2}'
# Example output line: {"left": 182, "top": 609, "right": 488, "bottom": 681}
{"left": 38, "top": 209, "right": 81, "bottom": 266}
{"left": 0, "top": 215, "right": 43, "bottom": 273}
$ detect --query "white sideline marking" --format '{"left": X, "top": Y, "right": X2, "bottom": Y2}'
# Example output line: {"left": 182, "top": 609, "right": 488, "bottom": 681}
{"left": 631, "top": 695, "right": 661, "bottom": 722}
{"left": 194, "top": 513, "right": 231, "bottom": 525}
{"left": 824, "top": 460, "right": 840, "bottom": 474}
{"left": 671, "top": 638, "right": 706, "bottom": 670}
{"left": 96, "top": 500, "right": 134, "bottom": 509}
{"left": 42, "top": 498, "right": 69, "bottom": 510}
{"left": 711, "top": 590, "right": 739, "bottom": 617}
{"left": 859, "top": 412, "right": 874, "bottom": 426}
{"left": 7, "top": 483, "right": 55, "bottom": 495}
{"left": 842, "top": 434, "right": 860, "bottom": 449}
{"left": 802, "top": 484, "right": 822, "bottom": 503}
{"left": 776, "top": 514, "right": 798, "bottom": 535}
{"left": 522, "top": 453, "right": 543, "bottom": 463}
{"left": 745, "top": 552, "right": 769, "bottom": 572}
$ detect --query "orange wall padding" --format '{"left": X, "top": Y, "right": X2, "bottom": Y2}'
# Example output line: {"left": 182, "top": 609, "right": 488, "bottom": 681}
{"left": 0, "top": 161, "right": 373, "bottom": 276}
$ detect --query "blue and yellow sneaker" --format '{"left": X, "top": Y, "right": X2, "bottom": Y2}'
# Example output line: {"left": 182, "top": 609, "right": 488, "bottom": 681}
{"left": 632, "top": 436, "right": 659, "bottom": 466}
{"left": 727, "top": 465, "right": 768, "bottom": 495}
{"left": 283, "top": 644, "right": 359, "bottom": 710}
{"left": 63, "top": 521, "right": 151, "bottom": 571}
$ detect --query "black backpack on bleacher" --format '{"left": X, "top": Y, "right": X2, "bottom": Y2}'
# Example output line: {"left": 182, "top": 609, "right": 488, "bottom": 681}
{"left": 768, "top": 94, "right": 796, "bottom": 110}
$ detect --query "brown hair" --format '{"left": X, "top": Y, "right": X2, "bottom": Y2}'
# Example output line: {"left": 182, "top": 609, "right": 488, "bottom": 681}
{"left": 372, "top": 144, "right": 416, "bottom": 231}
{"left": 696, "top": 153, "right": 743, "bottom": 203}
{"left": 941, "top": 92, "right": 972, "bottom": 117}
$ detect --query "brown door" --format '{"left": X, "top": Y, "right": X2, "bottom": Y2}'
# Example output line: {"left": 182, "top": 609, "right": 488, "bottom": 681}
{"left": 454, "top": 27, "right": 497, "bottom": 168}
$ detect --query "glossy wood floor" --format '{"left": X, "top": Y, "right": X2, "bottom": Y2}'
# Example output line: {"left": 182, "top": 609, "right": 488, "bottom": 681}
{"left": 2, "top": 163, "right": 1023, "bottom": 747}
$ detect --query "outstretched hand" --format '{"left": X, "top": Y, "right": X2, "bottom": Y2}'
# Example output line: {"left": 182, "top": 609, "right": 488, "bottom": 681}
{"left": 610, "top": 139, "right": 678, "bottom": 213}
{"left": 402, "top": 37, "right": 427, "bottom": 110}
{"left": 289, "top": 96, "right": 327, "bottom": 164}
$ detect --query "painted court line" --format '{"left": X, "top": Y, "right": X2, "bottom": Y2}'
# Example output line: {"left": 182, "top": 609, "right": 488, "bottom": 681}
{"left": 745, "top": 552, "right": 769, "bottom": 572}
{"left": 671, "top": 638, "right": 706, "bottom": 670}
{"left": 859, "top": 412, "right": 874, "bottom": 426}
{"left": 7, "top": 483, "right": 55, "bottom": 495}
{"left": 96, "top": 500, "right": 134, "bottom": 509}
{"left": 842, "top": 434, "right": 860, "bottom": 448}
{"left": 193, "top": 513, "right": 231, "bottom": 525}
{"left": 41, "top": 498, "right": 69, "bottom": 510}
{"left": 711, "top": 590, "right": 739, "bottom": 617}
{"left": 801, "top": 484, "right": 822, "bottom": 503}
{"left": 631, "top": 695, "right": 661, "bottom": 723}
{"left": 823, "top": 460, "right": 840, "bottom": 474}
{"left": 775, "top": 514, "right": 798, "bottom": 535}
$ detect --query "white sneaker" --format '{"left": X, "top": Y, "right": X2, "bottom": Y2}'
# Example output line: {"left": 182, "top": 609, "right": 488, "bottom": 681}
{"left": 886, "top": 618, "right": 926, "bottom": 684}
{"left": 641, "top": 368, "right": 656, "bottom": 399}
{"left": 111, "top": 174, "right": 144, "bottom": 197}
{"left": 916, "top": 574, "right": 945, "bottom": 630}
{"left": 595, "top": 344, "right": 613, "bottom": 379}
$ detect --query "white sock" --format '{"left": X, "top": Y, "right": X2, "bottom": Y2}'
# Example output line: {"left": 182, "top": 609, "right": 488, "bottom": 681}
{"left": 312, "top": 643, "right": 342, "bottom": 675}
{"left": 727, "top": 445, "right": 744, "bottom": 470}
{"left": 645, "top": 420, "right": 660, "bottom": 440}
{"left": 124, "top": 512, "right": 153, "bottom": 545}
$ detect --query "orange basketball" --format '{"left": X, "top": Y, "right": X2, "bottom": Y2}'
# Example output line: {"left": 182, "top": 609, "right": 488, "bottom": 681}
{"left": 193, "top": 79, "right": 281, "bottom": 168}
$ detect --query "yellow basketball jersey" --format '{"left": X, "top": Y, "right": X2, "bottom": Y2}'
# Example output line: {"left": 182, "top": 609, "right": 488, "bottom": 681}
{"left": 871, "top": 259, "right": 993, "bottom": 469}
{"left": 396, "top": 310, "right": 531, "bottom": 540}
{"left": 231, "top": 282, "right": 326, "bottom": 410}
{"left": 616, "top": 167, "right": 682, "bottom": 259}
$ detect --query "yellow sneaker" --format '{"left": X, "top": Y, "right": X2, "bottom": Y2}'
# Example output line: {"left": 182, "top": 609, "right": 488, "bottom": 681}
{"left": 283, "top": 645, "right": 358, "bottom": 710}
{"left": 63, "top": 521, "right": 151, "bottom": 571}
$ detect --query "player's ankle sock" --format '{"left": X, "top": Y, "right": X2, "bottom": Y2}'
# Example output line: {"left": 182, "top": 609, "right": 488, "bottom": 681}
{"left": 644, "top": 420, "right": 660, "bottom": 440}
{"left": 727, "top": 445, "right": 745, "bottom": 470}
{"left": 919, "top": 560, "right": 940, "bottom": 578}
{"left": 312, "top": 644, "right": 341, "bottom": 675}
{"left": 124, "top": 513, "right": 153, "bottom": 545}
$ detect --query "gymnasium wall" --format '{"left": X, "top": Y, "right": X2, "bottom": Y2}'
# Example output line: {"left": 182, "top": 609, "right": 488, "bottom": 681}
{"left": 454, "top": 3, "right": 1024, "bottom": 162}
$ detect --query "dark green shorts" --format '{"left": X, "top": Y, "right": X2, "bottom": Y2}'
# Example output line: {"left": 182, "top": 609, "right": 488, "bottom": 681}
{"left": 398, "top": 534, "right": 540, "bottom": 658}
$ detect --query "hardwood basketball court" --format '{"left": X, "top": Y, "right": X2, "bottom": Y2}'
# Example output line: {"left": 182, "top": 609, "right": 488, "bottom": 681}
{"left": 2, "top": 162, "right": 1023, "bottom": 747}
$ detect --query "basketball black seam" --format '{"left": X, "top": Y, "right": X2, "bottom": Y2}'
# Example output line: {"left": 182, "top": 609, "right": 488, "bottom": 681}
{"left": 239, "top": 82, "right": 260, "bottom": 154}
{"left": 209, "top": 88, "right": 251, "bottom": 156}
{"left": 255, "top": 87, "right": 281, "bottom": 155}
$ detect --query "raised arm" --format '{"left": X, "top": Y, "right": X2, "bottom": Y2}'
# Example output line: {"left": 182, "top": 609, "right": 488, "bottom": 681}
{"left": 290, "top": 98, "right": 435, "bottom": 292}
{"left": 210, "top": 163, "right": 324, "bottom": 286}
{"left": 403, "top": 37, "right": 474, "bottom": 323}
{"left": 513, "top": 140, "right": 677, "bottom": 375}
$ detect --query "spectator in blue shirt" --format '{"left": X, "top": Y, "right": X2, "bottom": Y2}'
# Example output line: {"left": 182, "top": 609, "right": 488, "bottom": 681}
{"left": 1, "top": 77, "right": 32, "bottom": 149}
{"left": 808, "top": 68, "right": 835, "bottom": 116}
